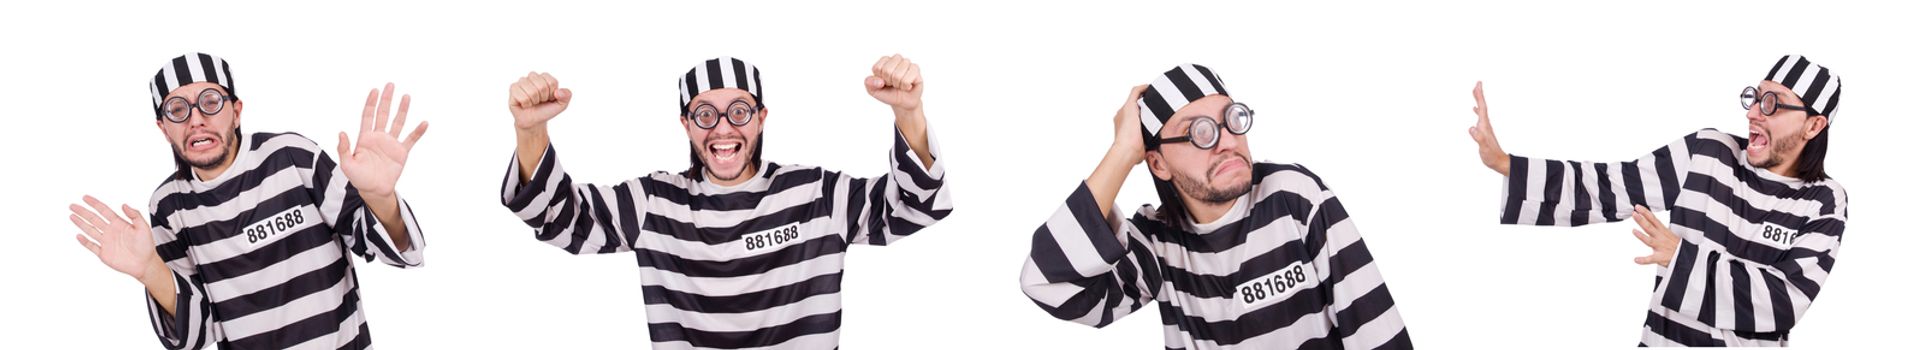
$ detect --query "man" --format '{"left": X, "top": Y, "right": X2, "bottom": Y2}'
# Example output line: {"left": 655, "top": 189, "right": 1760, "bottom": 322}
{"left": 1021, "top": 64, "right": 1412, "bottom": 349}
{"left": 498, "top": 55, "right": 952, "bottom": 349}
{"left": 65, "top": 53, "right": 432, "bottom": 349}
{"left": 1466, "top": 55, "right": 1847, "bottom": 346}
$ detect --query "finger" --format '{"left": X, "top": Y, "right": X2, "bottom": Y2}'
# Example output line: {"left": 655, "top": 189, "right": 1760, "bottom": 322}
{"left": 906, "top": 64, "right": 923, "bottom": 87}
{"left": 878, "top": 58, "right": 902, "bottom": 83}
{"left": 337, "top": 132, "right": 353, "bottom": 160}
{"left": 403, "top": 121, "right": 429, "bottom": 149}
{"left": 1128, "top": 84, "right": 1150, "bottom": 100}
{"left": 76, "top": 234, "right": 103, "bottom": 256}
{"left": 121, "top": 204, "right": 149, "bottom": 231}
{"left": 362, "top": 88, "right": 379, "bottom": 133}
{"left": 510, "top": 82, "right": 533, "bottom": 108}
{"left": 83, "top": 195, "right": 128, "bottom": 227}
{"left": 554, "top": 88, "right": 572, "bottom": 105}
{"left": 374, "top": 83, "right": 396, "bottom": 133}
{"left": 539, "top": 72, "right": 558, "bottom": 92}
{"left": 891, "top": 60, "right": 914, "bottom": 87}
{"left": 872, "top": 56, "right": 890, "bottom": 74}
{"left": 1631, "top": 229, "right": 1655, "bottom": 246}
{"left": 390, "top": 94, "right": 411, "bottom": 139}
{"left": 1634, "top": 255, "right": 1657, "bottom": 265}
{"left": 866, "top": 76, "right": 886, "bottom": 91}
{"left": 71, "top": 214, "right": 106, "bottom": 243}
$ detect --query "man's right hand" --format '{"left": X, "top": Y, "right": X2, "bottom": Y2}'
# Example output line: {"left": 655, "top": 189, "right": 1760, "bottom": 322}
{"left": 1468, "top": 81, "right": 1511, "bottom": 177}
{"left": 509, "top": 72, "right": 571, "bottom": 130}
{"left": 1109, "top": 84, "right": 1150, "bottom": 164}
{"left": 70, "top": 195, "right": 178, "bottom": 313}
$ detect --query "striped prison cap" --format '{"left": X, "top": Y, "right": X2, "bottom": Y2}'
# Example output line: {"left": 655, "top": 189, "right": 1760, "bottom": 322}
{"left": 149, "top": 52, "right": 237, "bottom": 119}
{"left": 679, "top": 57, "right": 764, "bottom": 115}
{"left": 1138, "top": 64, "right": 1229, "bottom": 147}
{"left": 1764, "top": 55, "right": 1842, "bottom": 119}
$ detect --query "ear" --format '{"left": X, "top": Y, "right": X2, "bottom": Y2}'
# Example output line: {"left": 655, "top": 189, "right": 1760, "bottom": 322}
{"left": 757, "top": 107, "right": 770, "bottom": 124}
{"left": 1145, "top": 150, "right": 1172, "bottom": 181}
{"left": 231, "top": 100, "right": 243, "bottom": 124}
{"left": 1803, "top": 114, "right": 1829, "bottom": 140}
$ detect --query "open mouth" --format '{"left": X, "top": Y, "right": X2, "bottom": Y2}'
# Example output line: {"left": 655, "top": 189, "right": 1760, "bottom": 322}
{"left": 708, "top": 140, "right": 743, "bottom": 161}
{"left": 187, "top": 134, "right": 221, "bottom": 152}
{"left": 1747, "top": 126, "right": 1768, "bottom": 154}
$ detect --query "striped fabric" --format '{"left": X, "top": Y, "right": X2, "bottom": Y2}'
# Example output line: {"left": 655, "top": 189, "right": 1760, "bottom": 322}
{"left": 1137, "top": 64, "right": 1229, "bottom": 145}
{"left": 1763, "top": 55, "right": 1842, "bottom": 119}
{"left": 144, "top": 132, "right": 426, "bottom": 349}
{"left": 1022, "top": 163, "right": 1412, "bottom": 349}
{"left": 1499, "top": 129, "right": 1847, "bottom": 347}
{"left": 498, "top": 128, "right": 951, "bottom": 349}
{"left": 149, "top": 53, "right": 237, "bottom": 119}
{"left": 678, "top": 57, "right": 764, "bottom": 115}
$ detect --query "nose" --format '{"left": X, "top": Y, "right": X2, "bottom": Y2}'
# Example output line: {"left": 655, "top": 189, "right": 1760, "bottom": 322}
{"left": 1745, "top": 102, "right": 1766, "bottom": 123}
{"left": 1213, "top": 126, "right": 1245, "bottom": 154}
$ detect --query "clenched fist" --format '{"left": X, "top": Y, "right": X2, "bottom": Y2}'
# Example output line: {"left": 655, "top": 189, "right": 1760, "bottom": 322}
{"left": 509, "top": 72, "right": 572, "bottom": 130}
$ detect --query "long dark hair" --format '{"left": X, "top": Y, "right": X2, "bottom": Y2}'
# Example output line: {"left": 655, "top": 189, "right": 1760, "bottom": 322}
{"left": 1792, "top": 124, "right": 1830, "bottom": 182}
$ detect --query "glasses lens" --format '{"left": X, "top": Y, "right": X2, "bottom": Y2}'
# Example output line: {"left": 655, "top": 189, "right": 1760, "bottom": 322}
{"left": 164, "top": 97, "right": 191, "bottom": 122}
{"left": 1741, "top": 87, "right": 1759, "bottom": 110}
{"left": 1190, "top": 118, "right": 1219, "bottom": 149}
{"left": 727, "top": 101, "right": 755, "bottom": 126}
{"left": 1225, "top": 103, "right": 1253, "bottom": 134}
{"left": 1760, "top": 91, "right": 1778, "bottom": 116}
{"left": 197, "top": 89, "right": 225, "bottom": 115}
{"left": 692, "top": 105, "right": 720, "bottom": 128}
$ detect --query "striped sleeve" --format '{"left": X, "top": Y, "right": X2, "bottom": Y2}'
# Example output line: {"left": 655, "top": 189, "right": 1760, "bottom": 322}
{"left": 143, "top": 207, "right": 223, "bottom": 349}
{"left": 1500, "top": 131, "right": 1704, "bottom": 227}
{"left": 1290, "top": 170, "right": 1414, "bottom": 349}
{"left": 830, "top": 127, "right": 953, "bottom": 246}
{"left": 499, "top": 143, "right": 645, "bottom": 255}
{"left": 306, "top": 143, "right": 425, "bottom": 267}
{"left": 1019, "top": 182, "right": 1162, "bottom": 328}
{"left": 1657, "top": 189, "right": 1847, "bottom": 333}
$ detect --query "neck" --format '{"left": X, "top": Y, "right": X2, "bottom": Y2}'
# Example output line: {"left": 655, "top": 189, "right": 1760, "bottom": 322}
{"left": 1766, "top": 153, "right": 1800, "bottom": 180}
{"left": 1181, "top": 196, "right": 1238, "bottom": 224}
{"left": 705, "top": 162, "right": 759, "bottom": 186}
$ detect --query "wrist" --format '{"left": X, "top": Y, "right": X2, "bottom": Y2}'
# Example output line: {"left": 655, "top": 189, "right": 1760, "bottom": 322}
{"left": 138, "top": 256, "right": 172, "bottom": 286}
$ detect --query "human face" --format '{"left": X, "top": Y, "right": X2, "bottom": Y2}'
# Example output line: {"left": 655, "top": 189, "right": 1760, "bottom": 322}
{"left": 1743, "top": 80, "right": 1825, "bottom": 172}
{"left": 155, "top": 82, "right": 241, "bottom": 176}
{"left": 1147, "top": 95, "right": 1253, "bottom": 204}
{"left": 681, "top": 88, "right": 765, "bottom": 184}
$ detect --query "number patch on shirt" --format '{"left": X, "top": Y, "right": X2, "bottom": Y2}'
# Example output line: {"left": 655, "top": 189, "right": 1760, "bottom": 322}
{"left": 1236, "top": 261, "right": 1312, "bottom": 308}
{"left": 1758, "top": 222, "right": 1801, "bottom": 248}
{"left": 245, "top": 206, "right": 318, "bottom": 246}
{"left": 742, "top": 222, "right": 802, "bottom": 253}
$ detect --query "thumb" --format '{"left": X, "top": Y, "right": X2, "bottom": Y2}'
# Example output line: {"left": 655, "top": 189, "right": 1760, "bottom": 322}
{"left": 866, "top": 76, "right": 886, "bottom": 90}
{"left": 337, "top": 132, "right": 353, "bottom": 159}
{"left": 555, "top": 88, "right": 573, "bottom": 105}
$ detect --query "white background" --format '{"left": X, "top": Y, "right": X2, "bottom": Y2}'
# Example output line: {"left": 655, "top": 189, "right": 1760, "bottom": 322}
{"left": 2, "top": 1, "right": 1917, "bottom": 349}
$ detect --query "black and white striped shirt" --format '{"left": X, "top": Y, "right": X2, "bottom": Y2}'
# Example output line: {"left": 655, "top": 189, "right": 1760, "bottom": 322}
{"left": 144, "top": 132, "right": 427, "bottom": 350}
{"left": 1022, "top": 163, "right": 1412, "bottom": 349}
{"left": 1500, "top": 129, "right": 1847, "bottom": 347}
{"left": 498, "top": 128, "right": 951, "bottom": 349}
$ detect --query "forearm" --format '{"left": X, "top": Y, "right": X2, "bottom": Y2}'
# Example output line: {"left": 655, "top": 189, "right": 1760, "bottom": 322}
{"left": 1085, "top": 146, "right": 1136, "bottom": 221}
{"left": 892, "top": 107, "right": 934, "bottom": 168}
{"left": 138, "top": 259, "right": 178, "bottom": 316}
{"left": 361, "top": 193, "right": 410, "bottom": 251}
{"left": 515, "top": 126, "right": 551, "bottom": 183}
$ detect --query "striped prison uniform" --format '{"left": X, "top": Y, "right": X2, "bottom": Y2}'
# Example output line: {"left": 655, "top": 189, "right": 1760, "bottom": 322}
{"left": 1023, "top": 163, "right": 1412, "bottom": 349}
{"left": 144, "top": 132, "right": 427, "bottom": 349}
{"left": 499, "top": 128, "right": 951, "bottom": 349}
{"left": 1499, "top": 129, "right": 1847, "bottom": 346}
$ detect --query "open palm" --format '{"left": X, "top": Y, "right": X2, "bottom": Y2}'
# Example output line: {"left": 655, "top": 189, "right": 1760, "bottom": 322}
{"left": 70, "top": 195, "right": 162, "bottom": 280}
{"left": 338, "top": 83, "right": 428, "bottom": 198}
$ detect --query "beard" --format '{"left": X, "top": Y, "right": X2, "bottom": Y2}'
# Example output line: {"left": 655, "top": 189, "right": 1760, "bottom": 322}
{"left": 1749, "top": 129, "right": 1800, "bottom": 169}
{"left": 1171, "top": 154, "right": 1253, "bottom": 204}
{"left": 172, "top": 130, "right": 237, "bottom": 171}
{"left": 694, "top": 135, "right": 756, "bottom": 182}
